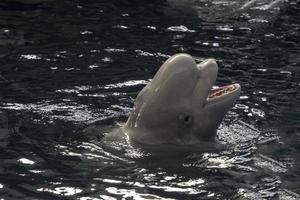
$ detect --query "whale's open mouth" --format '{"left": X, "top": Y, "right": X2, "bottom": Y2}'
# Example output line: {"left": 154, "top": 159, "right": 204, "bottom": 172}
{"left": 207, "top": 83, "right": 240, "bottom": 102}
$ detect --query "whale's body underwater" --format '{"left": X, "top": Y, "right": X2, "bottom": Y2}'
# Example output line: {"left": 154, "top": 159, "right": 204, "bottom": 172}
{"left": 119, "top": 53, "right": 241, "bottom": 146}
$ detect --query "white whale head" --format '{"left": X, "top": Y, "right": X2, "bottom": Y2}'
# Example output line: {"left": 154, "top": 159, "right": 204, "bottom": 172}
{"left": 123, "top": 53, "right": 241, "bottom": 145}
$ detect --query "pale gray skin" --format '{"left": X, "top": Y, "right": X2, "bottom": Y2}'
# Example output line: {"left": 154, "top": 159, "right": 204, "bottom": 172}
{"left": 122, "top": 53, "right": 241, "bottom": 145}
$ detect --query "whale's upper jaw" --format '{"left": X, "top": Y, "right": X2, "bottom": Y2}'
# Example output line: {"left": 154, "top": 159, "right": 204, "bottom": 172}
{"left": 124, "top": 53, "right": 241, "bottom": 145}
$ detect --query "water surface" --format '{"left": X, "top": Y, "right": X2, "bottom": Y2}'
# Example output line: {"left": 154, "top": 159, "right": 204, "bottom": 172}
{"left": 0, "top": 0, "right": 299, "bottom": 199}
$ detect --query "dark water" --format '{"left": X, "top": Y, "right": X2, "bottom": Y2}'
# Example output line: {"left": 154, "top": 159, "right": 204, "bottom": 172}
{"left": 0, "top": 0, "right": 299, "bottom": 199}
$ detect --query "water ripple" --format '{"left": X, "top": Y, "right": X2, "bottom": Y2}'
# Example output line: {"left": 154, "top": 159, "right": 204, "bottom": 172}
{"left": 167, "top": 25, "right": 196, "bottom": 33}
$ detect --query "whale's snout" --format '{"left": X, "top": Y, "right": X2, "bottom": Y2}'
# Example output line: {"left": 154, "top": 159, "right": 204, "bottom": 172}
{"left": 197, "top": 58, "right": 218, "bottom": 71}
{"left": 197, "top": 58, "right": 218, "bottom": 89}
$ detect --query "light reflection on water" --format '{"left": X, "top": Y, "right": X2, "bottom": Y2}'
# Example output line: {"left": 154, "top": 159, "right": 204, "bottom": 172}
{"left": 18, "top": 158, "right": 35, "bottom": 165}
{"left": 1, "top": 101, "right": 99, "bottom": 122}
{"left": 106, "top": 187, "right": 170, "bottom": 200}
{"left": 37, "top": 187, "right": 83, "bottom": 196}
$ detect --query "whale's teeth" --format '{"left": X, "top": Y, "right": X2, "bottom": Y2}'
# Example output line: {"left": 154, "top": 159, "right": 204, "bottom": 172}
{"left": 207, "top": 84, "right": 237, "bottom": 100}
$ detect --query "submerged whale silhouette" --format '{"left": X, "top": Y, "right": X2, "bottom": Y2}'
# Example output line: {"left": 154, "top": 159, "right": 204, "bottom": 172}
{"left": 121, "top": 53, "right": 241, "bottom": 145}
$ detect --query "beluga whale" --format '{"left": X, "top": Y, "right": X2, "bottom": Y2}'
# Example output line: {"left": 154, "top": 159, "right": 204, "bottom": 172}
{"left": 122, "top": 53, "right": 241, "bottom": 147}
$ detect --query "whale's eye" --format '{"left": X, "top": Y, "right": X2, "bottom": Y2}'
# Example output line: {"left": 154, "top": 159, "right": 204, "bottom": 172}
{"left": 179, "top": 114, "right": 193, "bottom": 126}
